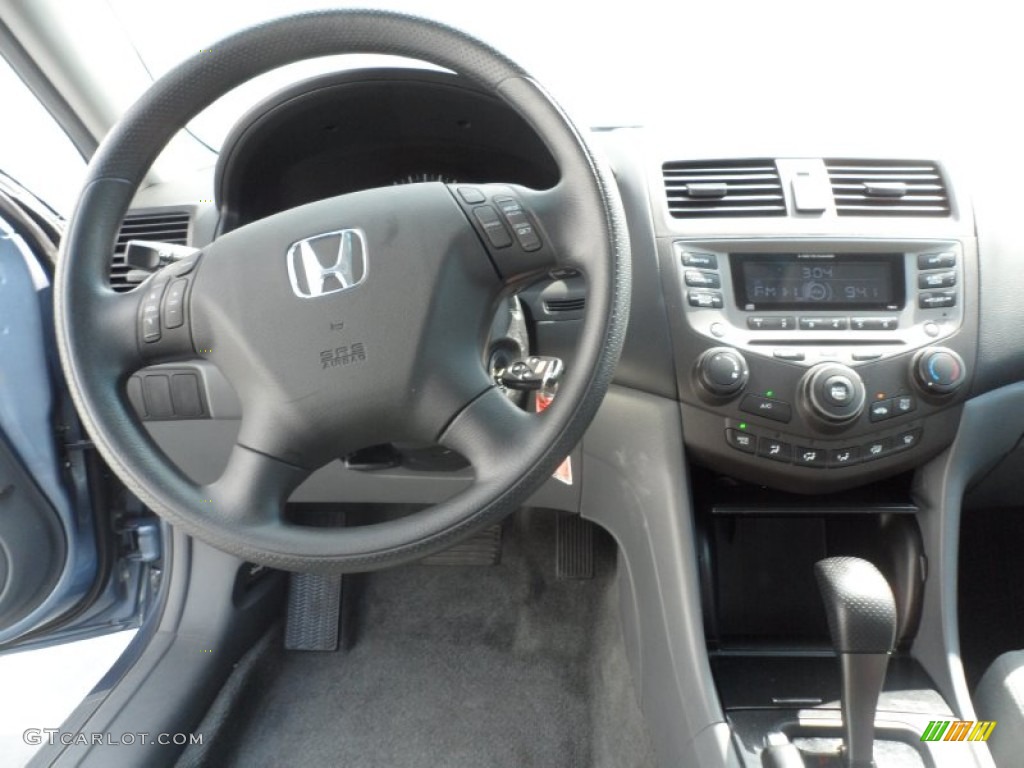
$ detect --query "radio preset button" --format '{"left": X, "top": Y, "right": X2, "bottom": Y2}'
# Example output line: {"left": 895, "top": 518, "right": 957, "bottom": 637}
{"left": 685, "top": 270, "right": 721, "bottom": 288}
{"left": 739, "top": 394, "right": 793, "bottom": 423}
{"left": 851, "top": 317, "right": 898, "bottom": 331}
{"left": 747, "top": 316, "right": 795, "bottom": 331}
{"left": 682, "top": 252, "right": 718, "bottom": 269}
{"left": 918, "top": 252, "right": 956, "bottom": 270}
{"left": 688, "top": 290, "right": 724, "bottom": 308}
{"left": 800, "top": 317, "right": 849, "bottom": 331}
{"left": 918, "top": 271, "right": 957, "bottom": 289}
{"left": 852, "top": 351, "right": 883, "bottom": 361}
{"left": 919, "top": 291, "right": 956, "bottom": 309}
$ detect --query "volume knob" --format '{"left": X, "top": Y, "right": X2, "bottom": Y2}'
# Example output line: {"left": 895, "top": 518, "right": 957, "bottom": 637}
{"left": 697, "top": 348, "right": 749, "bottom": 397}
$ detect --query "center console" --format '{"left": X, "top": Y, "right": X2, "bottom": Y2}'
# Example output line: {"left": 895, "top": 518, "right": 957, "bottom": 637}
{"left": 661, "top": 237, "right": 977, "bottom": 493}
{"left": 641, "top": 150, "right": 986, "bottom": 766}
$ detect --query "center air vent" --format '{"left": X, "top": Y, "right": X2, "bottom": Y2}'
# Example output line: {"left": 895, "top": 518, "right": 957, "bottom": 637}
{"left": 110, "top": 210, "right": 191, "bottom": 292}
{"left": 825, "top": 159, "right": 950, "bottom": 217}
{"left": 663, "top": 159, "right": 785, "bottom": 218}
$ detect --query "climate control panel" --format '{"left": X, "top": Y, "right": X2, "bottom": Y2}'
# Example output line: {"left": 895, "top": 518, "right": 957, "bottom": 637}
{"left": 663, "top": 236, "right": 977, "bottom": 492}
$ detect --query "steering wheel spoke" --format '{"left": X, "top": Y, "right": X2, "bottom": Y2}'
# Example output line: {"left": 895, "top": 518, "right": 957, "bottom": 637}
{"left": 78, "top": 251, "right": 204, "bottom": 383}
{"left": 439, "top": 387, "right": 538, "bottom": 481}
{"left": 202, "top": 444, "right": 311, "bottom": 527}
{"left": 448, "top": 182, "right": 597, "bottom": 283}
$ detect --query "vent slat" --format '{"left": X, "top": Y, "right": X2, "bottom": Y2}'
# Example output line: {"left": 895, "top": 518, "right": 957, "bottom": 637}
{"left": 110, "top": 210, "right": 192, "bottom": 292}
{"left": 663, "top": 159, "right": 785, "bottom": 219}
{"left": 666, "top": 193, "right": 785, "bottom": 202}
{"left": 834, "top": 196, "right": 947, "bottom": 203}
{"left": 664, "top": 173, "right": 781, "bottom": 183}
{"left": 663, "top": 165, "right": 777, "bottom": 174}
{"left": 544, "top": 297, "right": 586, "bottom": 313}
{"left": 665, "top": 183, "right": 783, "bottom": 192}
{"left": 825, "top": 164, "right": 942, "bottom": 173}
{"left": 831, "top": 183, "right": 944, "bottom": 192}
{"left": 825, "top": 159, "right": 950, "bottom": 217}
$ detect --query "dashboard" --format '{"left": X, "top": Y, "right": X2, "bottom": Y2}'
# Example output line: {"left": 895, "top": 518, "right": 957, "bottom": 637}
{"left": 116, "top": 66, "right": 1024, "bottom": 503}
{"left": 106, "top": 64, "right": 1024, "bottom": 768}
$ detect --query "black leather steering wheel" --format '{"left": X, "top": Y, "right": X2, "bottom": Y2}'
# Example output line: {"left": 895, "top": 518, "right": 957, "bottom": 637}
{"left": 55, "top": 10, "right": 630, "bottom": 572}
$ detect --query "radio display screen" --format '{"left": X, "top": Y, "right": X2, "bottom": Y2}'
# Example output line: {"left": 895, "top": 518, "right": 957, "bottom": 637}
{"left": 731, "top": 253, "right": 905, "bottom": 311}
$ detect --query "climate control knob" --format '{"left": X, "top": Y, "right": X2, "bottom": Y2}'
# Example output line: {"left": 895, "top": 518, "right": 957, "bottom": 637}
{"left": 914, "top": 347, "right": 966, "bottom": 394}
{"left": 696, "top": 348, "right": 749, "bottom": 397}
{"left": 802, "top": 363, "right": 867, "bottom": 425}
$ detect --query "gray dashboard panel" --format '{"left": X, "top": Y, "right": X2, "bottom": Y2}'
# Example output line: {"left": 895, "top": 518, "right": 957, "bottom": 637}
{"left": 581, "top": 384, "right": 739, "bottom": 768}
{"left": 144, "top": 415, "right": 581, "bottom": 511}
{"left": 970, "top": 171, "right": 1024, "bottom": 395}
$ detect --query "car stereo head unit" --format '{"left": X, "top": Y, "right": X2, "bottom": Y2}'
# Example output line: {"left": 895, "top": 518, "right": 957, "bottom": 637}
{"left": 732, "top": 253, "right": 906, "bottom": 312}
{"left": 674, "top": 238, "right": 964, "bottom": 369}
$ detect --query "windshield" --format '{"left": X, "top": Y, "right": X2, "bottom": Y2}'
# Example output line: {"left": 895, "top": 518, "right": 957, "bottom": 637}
{"left": 101, "top": 0, "right": 1016, "bottom": 159}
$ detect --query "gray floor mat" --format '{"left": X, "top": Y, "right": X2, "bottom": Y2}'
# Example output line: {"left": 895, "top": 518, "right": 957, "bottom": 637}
{"left": 204, "top": 510, "right": 654, "bottom": 768}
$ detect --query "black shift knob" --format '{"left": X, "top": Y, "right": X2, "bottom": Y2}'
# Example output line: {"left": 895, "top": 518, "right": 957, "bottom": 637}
{"left": 815, "top": 557, "right": 898, "bottom": 768}
{"left": 815, "top": 557, "right": 897, "bottom": 654}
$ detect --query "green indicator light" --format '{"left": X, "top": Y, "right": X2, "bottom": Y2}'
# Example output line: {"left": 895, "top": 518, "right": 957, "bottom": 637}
{"left": 738, "top": 422, "right": 748, "bottom": 430}
{"left": 765, "top": 390, "right": 774, "bottom": 398}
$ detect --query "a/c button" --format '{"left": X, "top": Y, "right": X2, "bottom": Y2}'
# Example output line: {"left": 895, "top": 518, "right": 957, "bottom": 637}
{"left": 739, "top": 394, "right": 793, "bottom": 423}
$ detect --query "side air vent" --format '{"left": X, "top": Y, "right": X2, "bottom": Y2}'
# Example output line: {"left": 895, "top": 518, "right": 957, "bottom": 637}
{"left": 111, "top": 210, "right": 191, "bottom": 292}
{"left": 663, "top": 159, "right": 785, "bottom": 218}
{"left": 825, "top": 160, "right": 950, "bottom": 217}
{"left": 544, "top": 297, "right": 585, "bottom": 313}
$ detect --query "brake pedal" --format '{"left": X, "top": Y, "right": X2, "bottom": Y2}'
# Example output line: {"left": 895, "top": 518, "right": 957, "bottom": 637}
{"left": 557, "top": 513, "right": 595, "bottom": 579}
{"left": 284, "top": 572, "right": 343, "bottom": 651}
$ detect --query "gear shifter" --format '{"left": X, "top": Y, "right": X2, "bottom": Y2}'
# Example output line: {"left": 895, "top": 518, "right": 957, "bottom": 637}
{"left": 815, "top": 557, "right": 897, "bottom": 768}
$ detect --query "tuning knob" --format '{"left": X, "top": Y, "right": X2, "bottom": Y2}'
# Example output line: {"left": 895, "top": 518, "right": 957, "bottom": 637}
{"left": 696, "top": 348, "right": 749, "bottom": 397}
{"left": 913, "top": 347, "right": 966, "bottom": 395}
{"left": 802, "top": 363, "right": 867, "bottom": 425}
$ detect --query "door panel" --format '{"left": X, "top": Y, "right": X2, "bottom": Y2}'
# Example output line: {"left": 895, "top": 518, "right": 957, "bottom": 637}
{"left": 0, "top": 228, "right": 96, "bottom": 644}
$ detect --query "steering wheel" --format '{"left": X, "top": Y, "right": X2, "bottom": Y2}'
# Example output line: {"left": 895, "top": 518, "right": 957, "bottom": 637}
{"left": 55, "top": 11, "right": 630, "bottom": 572}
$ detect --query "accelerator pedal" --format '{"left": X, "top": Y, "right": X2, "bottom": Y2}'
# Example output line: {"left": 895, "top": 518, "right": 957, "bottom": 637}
{"left": 284, "top": 572, "right": 343, "bottom": 651}
{"left": 421, "top": 523, "right": 502, "bottom": 566}
{"left": 557, "top": 513, "right": 595, "bottom": 579}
